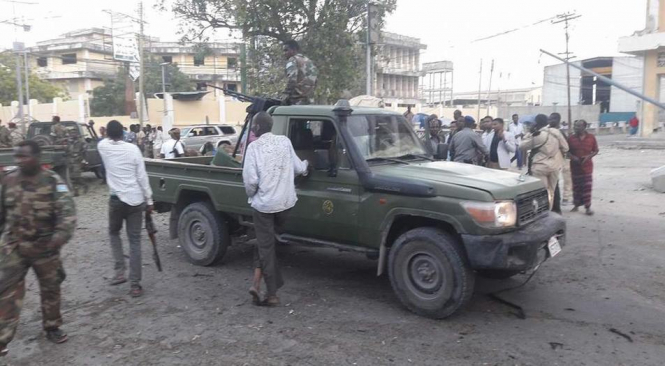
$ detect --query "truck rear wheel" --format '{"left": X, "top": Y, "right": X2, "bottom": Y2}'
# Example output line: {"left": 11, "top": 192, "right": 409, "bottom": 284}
{"left": 178, "top": 202, "right": 229, "bottom": 266}
{"left": 388, "top": 228, "right": 475, "bottom": 319}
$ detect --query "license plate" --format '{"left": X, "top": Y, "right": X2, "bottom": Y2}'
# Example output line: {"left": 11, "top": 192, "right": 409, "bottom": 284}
{"left": 547, "top": 237, "right": 562, "bottom": 257}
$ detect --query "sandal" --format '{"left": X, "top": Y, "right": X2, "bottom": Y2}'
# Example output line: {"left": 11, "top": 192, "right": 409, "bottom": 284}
{"left": 249, "top": 287, "right": 262, "bottom": 306}
{"left": 0, "top": 346, "right": 7, "bottom": 357}
{"left": 110, "top": 275, "right": 127, "bottom": 286}
{"left": 259, "top": 296, "right": 280, "bottom": 307}
{"left": 130, "top": 284, "right": 143, "bottom": 298}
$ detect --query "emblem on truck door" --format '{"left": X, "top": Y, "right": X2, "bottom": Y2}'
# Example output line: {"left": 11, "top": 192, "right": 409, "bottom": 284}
{"left": 532, "top": 199, "right": 539, "bottom": 213}
{"left": 322, "top": 200, "right": 334, "bottom": 215}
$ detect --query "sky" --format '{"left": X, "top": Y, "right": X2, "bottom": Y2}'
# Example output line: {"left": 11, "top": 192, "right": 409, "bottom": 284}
{"left": 0, "top": 0, "right": 648, "bottom": 92}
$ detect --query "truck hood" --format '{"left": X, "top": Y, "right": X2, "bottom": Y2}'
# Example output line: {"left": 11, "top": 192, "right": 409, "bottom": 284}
{"left": 371, "top": 161, "right": 544, "bottom": 200}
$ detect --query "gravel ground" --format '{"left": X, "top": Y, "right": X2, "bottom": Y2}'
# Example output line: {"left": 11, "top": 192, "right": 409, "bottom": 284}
{"left": 2, "top": 136, "right": 665, "bottom": 366}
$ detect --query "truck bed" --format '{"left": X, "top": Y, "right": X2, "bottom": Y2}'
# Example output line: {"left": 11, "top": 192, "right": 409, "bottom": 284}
{"left": 145, "top": 156, "right": 251, "bottom": 216}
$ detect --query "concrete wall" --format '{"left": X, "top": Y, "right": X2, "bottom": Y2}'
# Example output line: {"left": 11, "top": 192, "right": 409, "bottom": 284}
{"left": 542, "top": 62, "right": 582, "bottom": 107}
{"left": 498, "top": 104, "right": 601, "bottom": 124}
{"left": 1, "top": 97, "right": 250, "bottom": 134}
{"left": 611, "top": 57, "right": 644, "bottom": 112}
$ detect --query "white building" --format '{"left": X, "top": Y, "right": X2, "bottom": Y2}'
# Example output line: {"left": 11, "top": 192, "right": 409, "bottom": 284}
{"left": 374, "top": 32, "right": 427, "bottom": 107}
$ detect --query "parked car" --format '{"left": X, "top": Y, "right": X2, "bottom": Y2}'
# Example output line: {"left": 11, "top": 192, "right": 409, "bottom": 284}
{"left": 179, "top": 124, "right": 239, "bottom": 151}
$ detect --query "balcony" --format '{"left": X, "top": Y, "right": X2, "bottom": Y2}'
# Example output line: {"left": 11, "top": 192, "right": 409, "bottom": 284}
{"left": 618, "top": 32, "right": 665, "bottom": 54}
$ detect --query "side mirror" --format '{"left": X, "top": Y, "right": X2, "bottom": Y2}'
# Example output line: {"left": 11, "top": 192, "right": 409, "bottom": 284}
{"left": 188, "top": 132, "right": 195, "bottom": 137}
{"left": 435, "top": 143, "right": 449, "bottom": 160}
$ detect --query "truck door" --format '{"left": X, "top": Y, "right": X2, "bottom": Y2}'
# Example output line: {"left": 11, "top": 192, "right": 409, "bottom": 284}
{"left": 282, "top": 118, "right": 361, "bottom": 245}
{"left": 82, "top": 125, "right": 102, "bottom": 167}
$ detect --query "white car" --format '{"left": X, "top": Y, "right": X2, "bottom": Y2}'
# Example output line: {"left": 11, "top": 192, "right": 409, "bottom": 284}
{"left": 180, "top": 124, "right": 239, "bottom": 151}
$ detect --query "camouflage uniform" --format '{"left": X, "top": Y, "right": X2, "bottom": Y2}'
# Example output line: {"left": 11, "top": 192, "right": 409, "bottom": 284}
{"left": 51, "top": 123, "right": 68, "bottom": 146}
{"left": 67, "top": 131, "right": 87, "bottom": 196}
{"left": 0, "top": 169, "right": 76, "bottom": 348}
{"left": 282, "top": 54, "right": 318, "bottom": 105}
{"left": 8, "top": 128, "right": 24, "bottom": 147}
{"left": 0, "top": 126, "right": 11, "bottom": 148}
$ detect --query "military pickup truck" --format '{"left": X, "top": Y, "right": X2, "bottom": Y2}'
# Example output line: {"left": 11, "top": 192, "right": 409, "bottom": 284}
{"left": 146, "top": 101, "right": 566, "bottom": 319}
{"left": 0, "top": 121, "right": 103, "bottom": 181}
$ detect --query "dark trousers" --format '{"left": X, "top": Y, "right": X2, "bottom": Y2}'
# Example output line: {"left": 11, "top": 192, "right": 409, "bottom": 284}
{"left": 109, "top": 197, "right": 145, "bottom": 284}
{"left": 511, "top": 148, "right": 523, "bottom": 168}
{"left": 252, "top": 209, "right": 290, "bottom": 296}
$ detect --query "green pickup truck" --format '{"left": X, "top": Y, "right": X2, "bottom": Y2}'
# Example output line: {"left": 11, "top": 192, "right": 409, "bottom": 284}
{"left": 146, "top": 101, "right": 566, "bottom": 318}
{"left": 0, "top": 121, "right": 103, "bottom": 181}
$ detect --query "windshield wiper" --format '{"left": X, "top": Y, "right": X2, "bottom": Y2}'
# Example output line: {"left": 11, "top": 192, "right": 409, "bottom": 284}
{"left": 365, "top": 157, "right": 410, "bottom": 165}
{"left": 396, "top": 153, "right": 435, "bottom": 162}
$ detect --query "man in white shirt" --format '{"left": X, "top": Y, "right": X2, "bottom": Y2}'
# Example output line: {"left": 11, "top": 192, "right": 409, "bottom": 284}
{"left": 160, "top": 128, "right": 185, "bottom": 159}
{"left": 243, "top": 112, "right": 309, "bottom": 307}
{"left": 98, "top": 120, "right": 154, "bottom": 298}
{"left": 485, "top": 118, "right": 516, "bottom": 170}
{"left": 507, "top": 114, "right": 525, "bottom": 169}
{"left": 153, "top": 126, "right": 164, "bottom": 158}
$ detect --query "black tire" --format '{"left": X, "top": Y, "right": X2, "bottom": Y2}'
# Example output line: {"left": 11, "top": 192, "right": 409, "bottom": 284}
{"left": 388, "top": 228, "right": 475, "bottom": 319}
{"left": 178, "top": 201, "right": 229, "bottom": 266}
{"left": 476, "top": 269, "right": 521, "bottom": 280}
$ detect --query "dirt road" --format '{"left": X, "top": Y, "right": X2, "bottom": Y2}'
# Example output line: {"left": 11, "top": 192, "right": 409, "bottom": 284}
{"left": 2, "top": 137, "right": 665, "bottom": 365}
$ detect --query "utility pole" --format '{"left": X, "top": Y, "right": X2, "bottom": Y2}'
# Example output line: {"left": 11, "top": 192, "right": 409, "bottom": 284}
{"left": 13, "top": 43, "right": 24, "bottom": 131}
{"left": 138, "top": 1, "right": 145, "bottom": 128}
{"left": 365, "top": 3, "right": 372, "bottom": 96}
{"left": 476, "top": 59, "right": 483, "bottom": 122}
{"left": 552, "top": 12, "right": 581, "bottom": 127}
{"left": 23, "top": 50, "right": 30, "bottom": 118}
{"left": 160, "top": 62, "right": 168, "bottom": 119}
{"left": 486, "top": 59, "right": 494, "bottom": 115}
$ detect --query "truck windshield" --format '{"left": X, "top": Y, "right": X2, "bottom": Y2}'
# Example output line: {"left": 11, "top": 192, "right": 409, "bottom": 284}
{"left": 347, "top": 115, "right": 427, "bottom": 160}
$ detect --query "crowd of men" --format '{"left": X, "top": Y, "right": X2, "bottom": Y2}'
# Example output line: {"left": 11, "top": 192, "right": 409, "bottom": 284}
{"left": 421, "top": 111, "right": 599, "bottom": 215}
{"left": 0, "top": 39, "right": 318, "bottom": 358}
{"left": 0, "top": 36, "right": 602, "bottom": 359}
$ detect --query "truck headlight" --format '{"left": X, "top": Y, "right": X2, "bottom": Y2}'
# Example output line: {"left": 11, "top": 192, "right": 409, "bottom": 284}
{"left": 461, "top": 201, "right": 517, "bottom": 228}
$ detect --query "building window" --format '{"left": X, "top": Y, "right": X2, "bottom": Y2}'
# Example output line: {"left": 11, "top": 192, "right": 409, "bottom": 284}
{"left": 227, "top": 57, "right": 238, "bottom": 69}
{"left": 658, "top": 52, "right": 665, "bottom": 67}
{"left": 162, "top": 55, "right": 173, "bottom": 63}
{"left": 196, "top": 82, "right": 207, "bottom": 91}
{"left": 226, "top": 83, "right": 237, "bottom": 92}
{"left": 62, "top": 53, "right": 77, "bottom": 65}
{"left": 37, "top": 57, "right": 47, "bottom": 67}
{"left": 194, "top": 55, "right": 205, "bottom": 66}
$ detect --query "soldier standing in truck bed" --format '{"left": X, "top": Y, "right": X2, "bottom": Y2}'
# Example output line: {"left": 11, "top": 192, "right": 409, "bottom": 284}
{"left": 281, "top": 40, "right": 318, "bottom": 106}
{"left": 0, "top": 120, "right": 11, "bottom": 148}
{"left": 51, "top": 116, "right": 68, "bottom": 146}
{"left": 0, "top": 140, "right": 77, "bottom": 357}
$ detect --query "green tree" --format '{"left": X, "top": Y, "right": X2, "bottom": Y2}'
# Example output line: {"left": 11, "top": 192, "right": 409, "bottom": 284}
{"left": 0, "top": 52, "right": 67, "bottom": 106}
{"left": 90, "top": 57, "right": 195, "bottom": 117}
{"left": 158, "top": 0, "right": 396, "bottom": 103}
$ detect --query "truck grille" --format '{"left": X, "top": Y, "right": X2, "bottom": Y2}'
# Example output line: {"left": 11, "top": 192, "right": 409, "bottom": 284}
{"left": 516, "top": 189, "right": 549, "bottom": 226}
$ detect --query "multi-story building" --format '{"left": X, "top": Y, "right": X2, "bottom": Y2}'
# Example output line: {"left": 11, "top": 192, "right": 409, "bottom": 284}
{"left": 451, "top": 87, "right": 542, "bottom": 108}
{"left": 28, "top": 28, "right": 116, "bottom": 99}
{"left": 374, "top": 32, "right": 427, "bottom": 107}
{"left": 28, "top": 28, "right": 243, "bottom": 100}
{"left": 143, "top": 41, "right": 242, "bottom": 98}
{"left": 618, "top": 0, "right": 665, "bottom": 135}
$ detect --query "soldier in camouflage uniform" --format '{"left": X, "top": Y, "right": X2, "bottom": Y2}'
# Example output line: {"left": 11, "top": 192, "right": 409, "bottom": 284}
{"left": 0, "top": 140, "right": 77, "bottom": 356}
{"left": 281, "top": 40, "right": 318, "bottom": 106}
{"left": 51, "top": 116, "right": 68, "bottom": 146}
{"left": 8, "top": 123, "right": 24, "bottom": 147}
{"left": 0, "top": 120, "right": 11, "bottom": 148}
{"left": 67, "top": 129, "right": 88, "bottom": 196}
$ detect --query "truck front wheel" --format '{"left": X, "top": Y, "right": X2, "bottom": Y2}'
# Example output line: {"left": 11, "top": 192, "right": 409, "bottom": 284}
{"left": 178, "top": 202, "right": 229, "bottom": 266}
{"left": 388, "top": 228, "right": 475, "bottom": 319}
